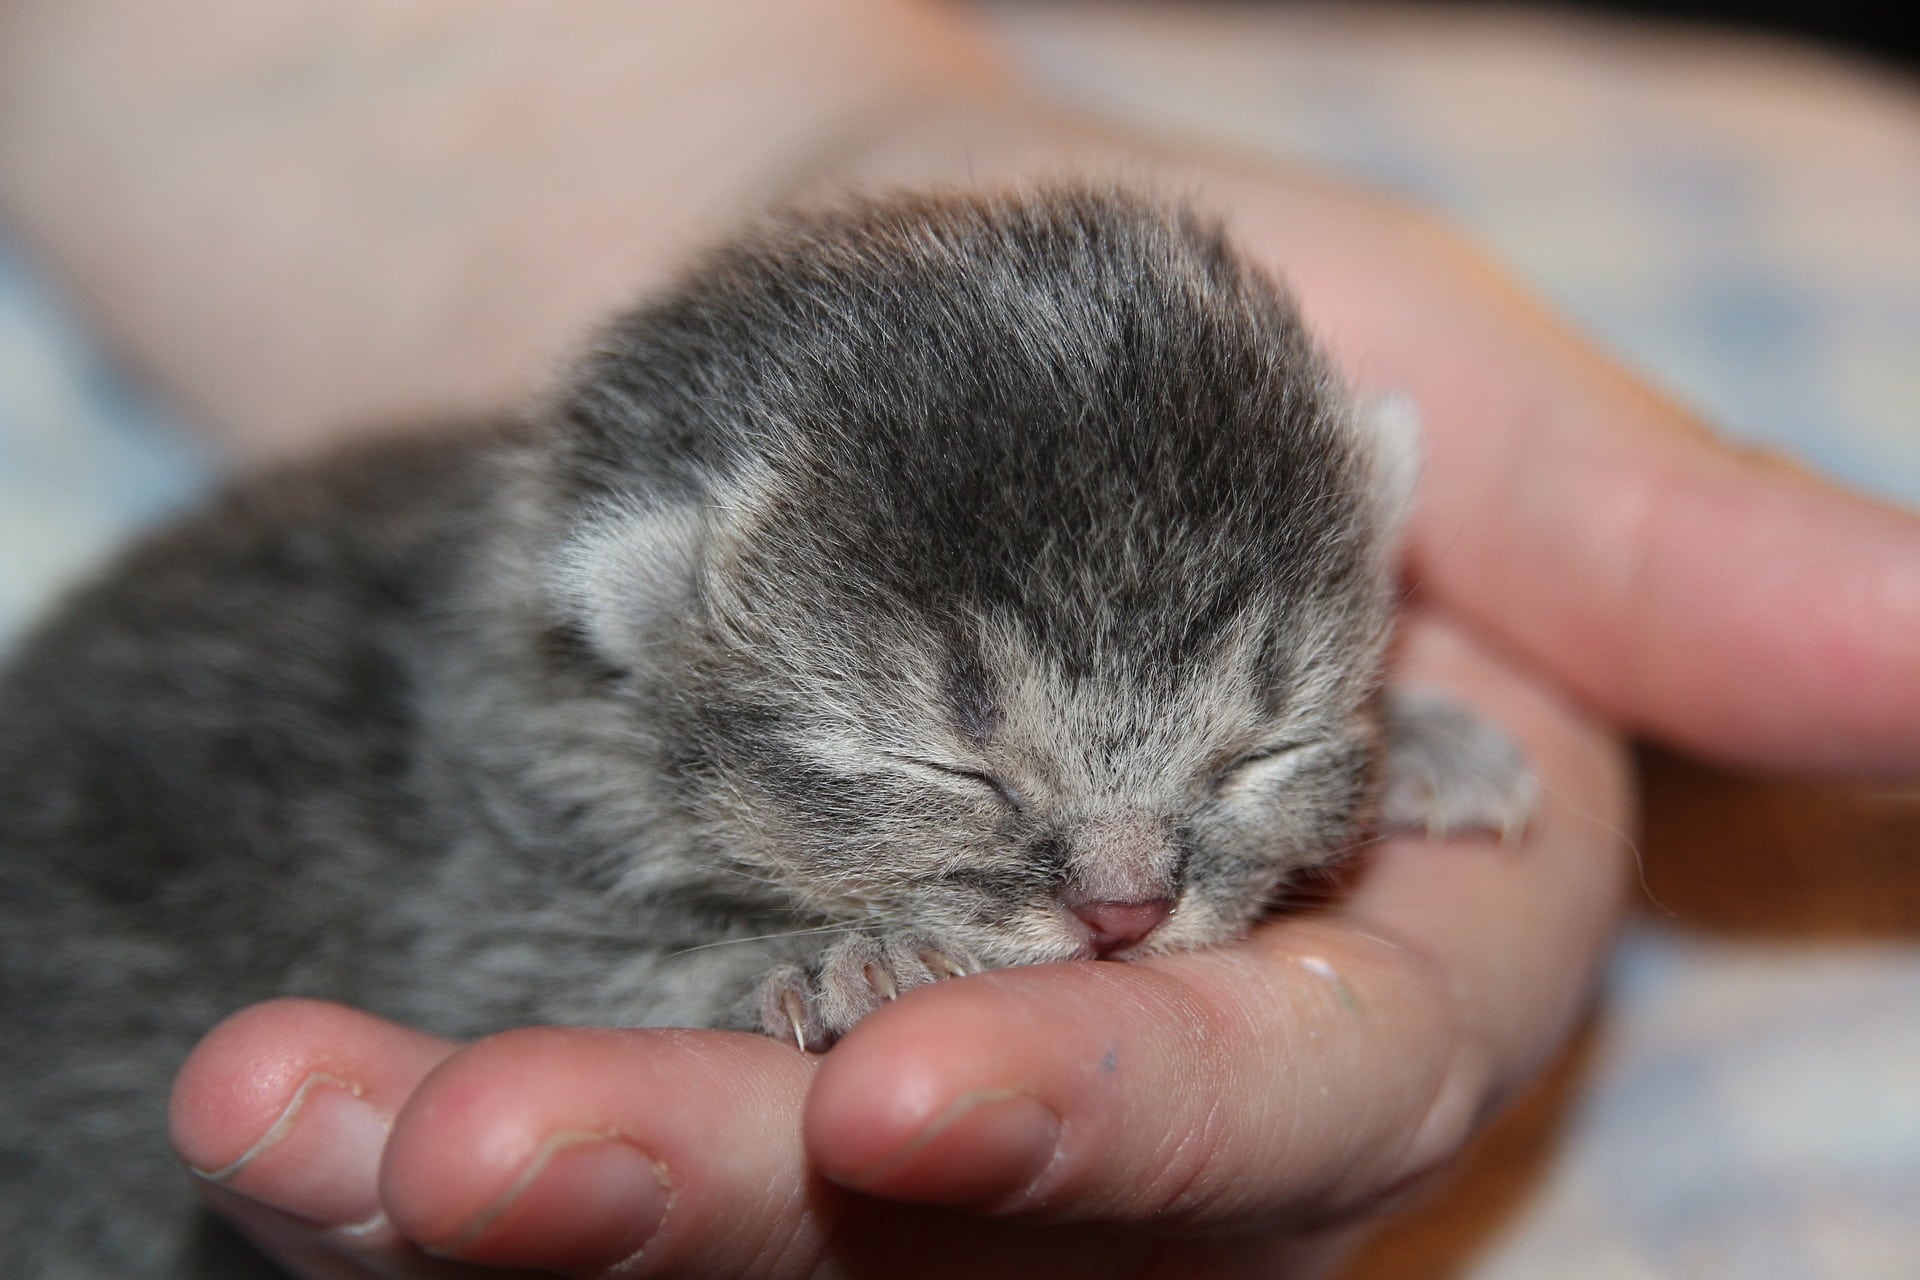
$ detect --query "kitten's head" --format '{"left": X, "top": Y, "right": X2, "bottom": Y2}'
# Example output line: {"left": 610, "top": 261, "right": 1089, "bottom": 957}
{"left": 545, "top": 186, "right": 1413, "bottom": 963}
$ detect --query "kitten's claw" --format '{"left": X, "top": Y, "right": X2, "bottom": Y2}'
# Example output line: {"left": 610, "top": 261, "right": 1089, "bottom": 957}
{"left": 756, "top": 932, "right": 979, "bottom": 1052}
{"left": 780, "top": 988, "right": 808, "bottom": 1054}
{"left": 920, "top": 948, "right": 970, "bottom": 979}
{"left": 1380, "top": 689, "right": 1538, "bottom": 843}
{"left": 761, "top": 964, "right": 831, "bottom": 1054}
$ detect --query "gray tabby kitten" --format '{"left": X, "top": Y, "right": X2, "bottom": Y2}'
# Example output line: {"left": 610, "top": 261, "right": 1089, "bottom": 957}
{"left": 0, "top": 185, "right": 1532, "bottom": 1278}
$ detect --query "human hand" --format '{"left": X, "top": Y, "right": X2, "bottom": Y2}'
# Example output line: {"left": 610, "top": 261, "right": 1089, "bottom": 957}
{"left": 168, "top": 149, "right": 1920, "bottom": 1268}
{"left": 110, "top": 9, "right": 1914, "bottom": 1279}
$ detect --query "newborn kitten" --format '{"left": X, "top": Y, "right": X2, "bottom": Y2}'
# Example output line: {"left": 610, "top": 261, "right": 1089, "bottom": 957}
{"left": 0, "top": 185, "right": 1532, "bottom": 1278}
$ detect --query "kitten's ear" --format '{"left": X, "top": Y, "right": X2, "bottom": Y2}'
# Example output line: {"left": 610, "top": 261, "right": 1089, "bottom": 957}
{"left": 549, "top": 458, "right": 781, "bottom": 661}
{"left": 1356, "top": 390, "right": 1422, "bottom": 548}
{"left": 551, "top": 498, "right": 709, "bottom": 662}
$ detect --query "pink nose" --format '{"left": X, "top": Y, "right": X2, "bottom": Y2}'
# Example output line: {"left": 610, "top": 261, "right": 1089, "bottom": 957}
{"left": 1068, "top": 897, "right": 1174, "bottom": 957}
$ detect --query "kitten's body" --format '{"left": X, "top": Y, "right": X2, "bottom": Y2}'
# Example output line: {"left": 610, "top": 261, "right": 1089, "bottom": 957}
{"left": 0, "top": 187, "right": 1529, "bottom": 1278}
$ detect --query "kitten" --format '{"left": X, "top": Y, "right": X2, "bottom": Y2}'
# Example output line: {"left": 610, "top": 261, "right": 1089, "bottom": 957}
{"left": 0, "top": 184, "right": 1532, "bottom": 1277}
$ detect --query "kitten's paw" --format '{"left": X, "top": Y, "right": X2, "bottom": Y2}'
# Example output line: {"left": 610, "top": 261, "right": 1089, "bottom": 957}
{"left": 1380, "top": 689, "right": 1538, "bottom": 844}
{"left": 758, "top": 932, "right": 978, "bottom": 1054}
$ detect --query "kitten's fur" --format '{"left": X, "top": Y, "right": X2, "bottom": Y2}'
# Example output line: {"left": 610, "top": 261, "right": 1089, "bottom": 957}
{"left": 0, "top": 185, "right": 1531, "bottom": 1278}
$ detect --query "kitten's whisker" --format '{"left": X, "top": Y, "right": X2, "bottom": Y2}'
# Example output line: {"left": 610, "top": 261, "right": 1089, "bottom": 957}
{"left": 1391, "top": 520, "right": 1468, "bottom": 611}
{"left": 664, "top": 921, "right": 859, "bottom": 959}
{"left": 1527, "top": 775, "right": 1663, "bottom": 916}
{"left": 706, "top": 864, "right": 788, "bottom": 889}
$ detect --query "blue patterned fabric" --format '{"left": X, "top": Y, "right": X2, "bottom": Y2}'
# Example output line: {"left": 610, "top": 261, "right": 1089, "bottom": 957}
{"left": 0, "top": 247, "right": 210, "bottom": 650}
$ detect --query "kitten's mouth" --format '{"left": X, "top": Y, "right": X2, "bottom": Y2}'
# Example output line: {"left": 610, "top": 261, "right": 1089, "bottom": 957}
{"left": 1061, "top": 936, "right": 1156, "bottom": 963}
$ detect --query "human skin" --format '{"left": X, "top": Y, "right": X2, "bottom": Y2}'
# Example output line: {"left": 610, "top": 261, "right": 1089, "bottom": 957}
{"left": 6, "top": 2, "right": 1919, "bottom": 1276}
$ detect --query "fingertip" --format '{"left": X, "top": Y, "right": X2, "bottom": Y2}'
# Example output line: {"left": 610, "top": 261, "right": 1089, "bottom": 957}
{"left": 807, "top": 981, "right": 1068, "bottom": 1205}
{"left": 805, "top": 1008, "right": 967, "bottom": 1179}
{"left": 381, "top": 1026, "right": 822, "bottom": 1277}
{"left": 168, "top": 997, "right": 453, "bottom": 1176}
{"left": 379, "top": 1026, "right": 607, "bottom": 1249}
{"left": 168, "top": 999, "right": 457, "bottom": 1233}
{"left": 167, "top": 999, "right": 325, "bottom": 1174}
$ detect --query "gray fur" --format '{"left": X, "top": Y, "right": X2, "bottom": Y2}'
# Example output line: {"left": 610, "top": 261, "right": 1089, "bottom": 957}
{"left": 0, "top": 185, "right": 1531, "bottom": 1277}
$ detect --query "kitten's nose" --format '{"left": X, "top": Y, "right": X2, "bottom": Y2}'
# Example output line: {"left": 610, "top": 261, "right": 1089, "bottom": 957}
{"left": 1067, "top": 896, "right": 1174, "bottom": 957}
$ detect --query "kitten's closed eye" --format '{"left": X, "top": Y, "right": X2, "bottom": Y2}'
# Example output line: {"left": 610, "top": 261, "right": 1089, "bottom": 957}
{"left": 888, "top": 755, "right": 1026, "bottom": 813}
{"left": 1208, "top": 738, "right": 1324, "bottom": 793}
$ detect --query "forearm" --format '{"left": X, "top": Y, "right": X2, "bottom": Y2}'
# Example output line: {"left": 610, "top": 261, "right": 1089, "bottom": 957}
{"left": 0, "top": 0, "right": 1005, "bottom": 455}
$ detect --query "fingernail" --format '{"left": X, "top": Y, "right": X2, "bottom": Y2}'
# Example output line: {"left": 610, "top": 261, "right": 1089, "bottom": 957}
{"left": 191, "top": 1075, "right": 388, "bottom": 1229}
{"left": 832, "top": 1089, "right": 1060, "bottom": 1206}
{"left": 430, "top": 1132, "right": 672, "bottom": 1274}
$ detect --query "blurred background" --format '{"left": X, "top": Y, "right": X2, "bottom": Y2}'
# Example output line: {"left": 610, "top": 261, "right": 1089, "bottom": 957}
{"left": 1553, "top": 0, "right": 1918, "bottom": 69}
{"left": 1, "top": 3, "right": 1915, "bottom": 1276}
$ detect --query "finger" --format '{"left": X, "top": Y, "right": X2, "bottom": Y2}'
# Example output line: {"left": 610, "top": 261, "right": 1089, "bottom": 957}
{"left": 1211, "top": 173, "right": 1920, "bottom": 776}
{"left": 168, "top": 998, "right": 468, "bottom": 1277}
{"left": 378, "top": 1027, "right": 825, "bottom": 1278}
{"left": 1400, "top": 309, "right": 1920, "bottom": 779}
{"left": 804, "top": 615, "right": 1631, "bottom": 1228}
{"left": 375, "top": 1026, "right": 1359, "bottom": 1280}
{"left": 178, "top": 1008, "right": 909, "bottom": 1280}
